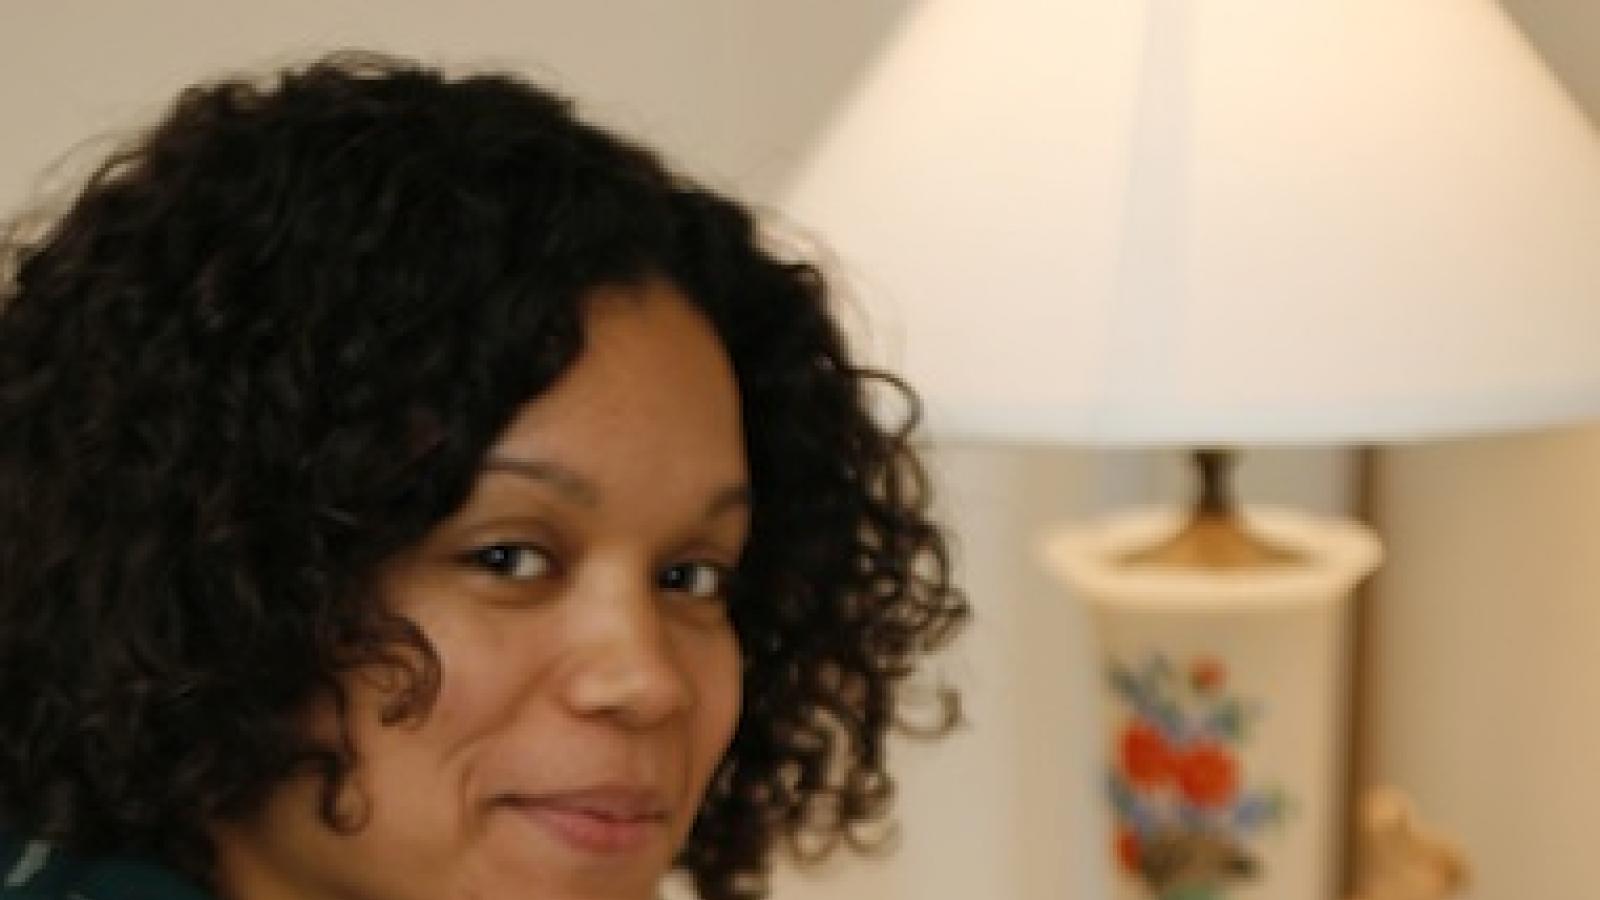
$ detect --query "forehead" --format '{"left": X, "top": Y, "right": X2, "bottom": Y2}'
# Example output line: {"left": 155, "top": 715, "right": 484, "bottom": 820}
{"left": 482, "top": 279, "right": 747, "bottom": 493}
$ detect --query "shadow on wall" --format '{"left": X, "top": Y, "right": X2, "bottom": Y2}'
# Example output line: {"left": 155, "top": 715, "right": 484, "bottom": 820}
{"left": 1499, "top": 0, "right": 1600, "bottom": 128}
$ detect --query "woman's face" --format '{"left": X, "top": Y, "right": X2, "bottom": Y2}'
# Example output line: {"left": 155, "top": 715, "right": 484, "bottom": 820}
{"left": 213, "top": 281, "right": 748, "bottom": 900}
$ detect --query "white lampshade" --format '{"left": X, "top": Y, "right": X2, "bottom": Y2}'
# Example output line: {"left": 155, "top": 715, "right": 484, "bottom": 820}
{"left": 782, "top": 0, "right": 1600, "bottom": 446}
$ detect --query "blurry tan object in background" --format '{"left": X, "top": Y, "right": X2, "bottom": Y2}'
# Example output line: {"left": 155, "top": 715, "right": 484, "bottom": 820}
{"left": 1345, "top": 787, "right": 1467, "bottom": 900}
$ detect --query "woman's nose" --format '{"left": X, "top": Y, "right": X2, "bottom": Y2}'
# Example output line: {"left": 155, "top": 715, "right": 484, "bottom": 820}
{"left": 560, "top": 574, "right": 694, "bottom": 729}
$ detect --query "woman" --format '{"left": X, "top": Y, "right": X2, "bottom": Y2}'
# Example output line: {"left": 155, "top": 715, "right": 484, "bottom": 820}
{"left": 0, "top": 54, "right": 966, "bottom": 900}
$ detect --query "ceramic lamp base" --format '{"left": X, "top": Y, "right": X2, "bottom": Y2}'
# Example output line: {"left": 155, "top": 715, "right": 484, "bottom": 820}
{"left": 1044, "top": 508, "right": 1380, "bottom": 900}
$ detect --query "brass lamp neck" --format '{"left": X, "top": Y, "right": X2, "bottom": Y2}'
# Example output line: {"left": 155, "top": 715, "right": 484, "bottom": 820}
{"left": 1193, "top": 448, "right": 1237, "bottom": 517}
{"left": 1119, "top": 448, "right": 1304, "bottom": 570}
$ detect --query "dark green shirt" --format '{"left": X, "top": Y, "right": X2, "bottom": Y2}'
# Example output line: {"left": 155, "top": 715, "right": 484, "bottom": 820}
{"left": 0, "top": 836, "right": 210, "bottom": 900}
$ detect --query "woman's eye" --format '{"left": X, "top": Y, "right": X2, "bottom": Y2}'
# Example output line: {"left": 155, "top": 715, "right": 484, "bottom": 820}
{"left": 659, "top": 561, "right": 733, "bottom": 601}
{"left": 469, "top": 543, "right": 554, "bottom": 582}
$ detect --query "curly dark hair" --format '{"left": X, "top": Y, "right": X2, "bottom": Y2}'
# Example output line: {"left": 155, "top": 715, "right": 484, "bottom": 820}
{"left": 0, "top": 53, "right": 967, "bottom": 899}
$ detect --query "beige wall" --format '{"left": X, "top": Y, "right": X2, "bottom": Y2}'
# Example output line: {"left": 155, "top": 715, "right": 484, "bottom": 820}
{"left": 0, "top": 0, "right": 914, "bottom": 211}
{"left": 1365, "top": 426, "right": 1600, "bottom": 900}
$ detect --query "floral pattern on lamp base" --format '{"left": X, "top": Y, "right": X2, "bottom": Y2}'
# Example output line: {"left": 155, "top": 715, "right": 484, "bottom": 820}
{"left": 1108, "top": 653, "right": 1291, "bottom": 900}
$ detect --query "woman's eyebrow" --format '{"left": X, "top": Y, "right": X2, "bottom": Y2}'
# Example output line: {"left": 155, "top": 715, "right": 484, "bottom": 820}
{"left": 482, "top": 456, "right": 599, "bottom": 507}
{"left": 484, "top": 455, "right": 749, "bottom": 521}
{"left": 705, "top": 485, "right": 752, "bottom": 521}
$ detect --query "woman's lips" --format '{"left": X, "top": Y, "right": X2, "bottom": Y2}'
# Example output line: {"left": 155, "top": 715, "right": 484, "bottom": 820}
{"left": 503, "top": 788, "right": 670, "bottom": 855}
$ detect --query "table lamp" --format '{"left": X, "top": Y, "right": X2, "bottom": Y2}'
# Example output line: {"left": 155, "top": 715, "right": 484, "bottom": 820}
{"left": 780, "top": 2, "right": 1600, "bottom": 899}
